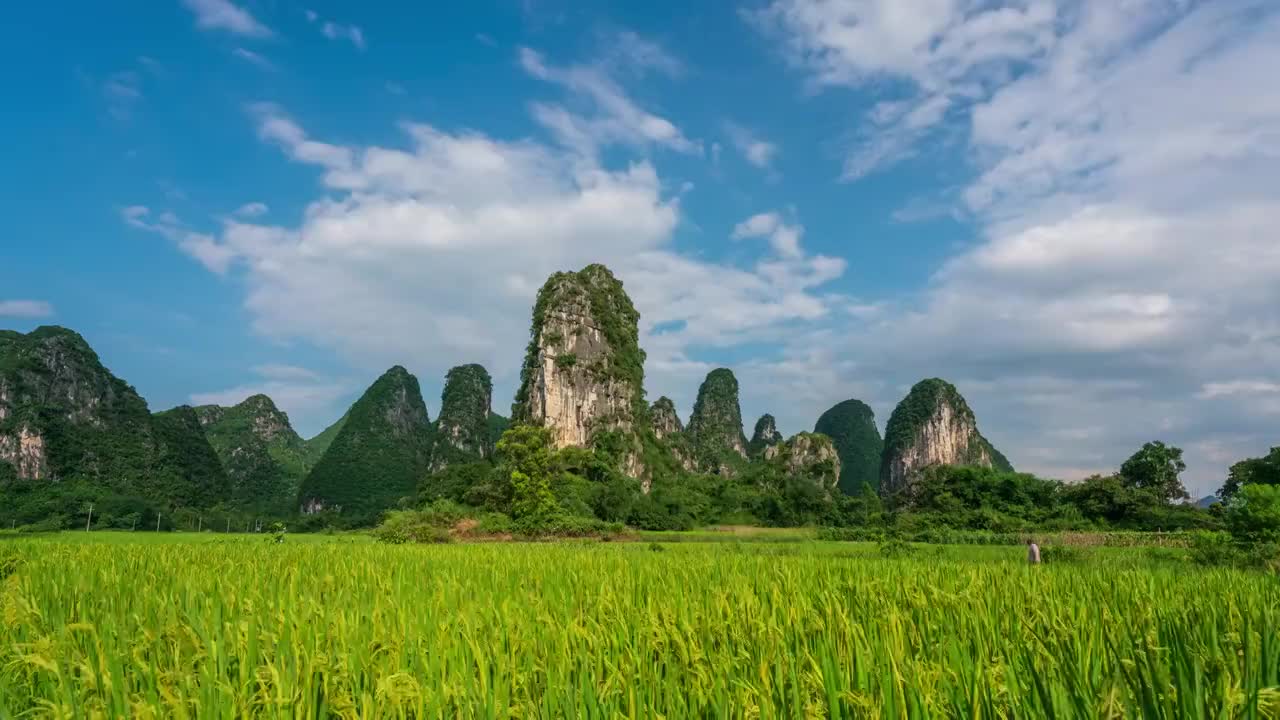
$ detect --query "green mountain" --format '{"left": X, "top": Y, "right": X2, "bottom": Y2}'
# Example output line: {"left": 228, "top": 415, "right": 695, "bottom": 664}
{"left": 431, "top": 364, "right": 495, "bottom": 470}
{"left": 0, "top": 326, "right": 224, "bottom": 521}
{"left": 151, "top": 406, "right": 232, "bottom": 509}
{"left": 880, "top": 378, "right": 1012, "bottom": 496}
{"left": 686, "top": 368, "right": 748, "bottom": 473}
{"left": 298, "top": 366, "right": 433, "bottom": 523}
{"left": 193, "top": 394, "right": 309, "bottom": 513}
{"left": 814, "top": 399, "right": 883, "bottom": 494}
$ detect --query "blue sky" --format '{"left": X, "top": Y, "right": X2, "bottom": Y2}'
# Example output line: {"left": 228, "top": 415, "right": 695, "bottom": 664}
{"left": 3, "top": 0, "right": 1279, "bottom": 495}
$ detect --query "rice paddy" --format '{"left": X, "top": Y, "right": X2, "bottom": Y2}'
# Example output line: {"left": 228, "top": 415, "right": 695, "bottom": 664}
{"left": 2, "top": 534, "right": 1278, "bottom": 717}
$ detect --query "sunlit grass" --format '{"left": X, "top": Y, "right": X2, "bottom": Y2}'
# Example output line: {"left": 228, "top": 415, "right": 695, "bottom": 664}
{"left": 2, "top": 537, "right": 1276, "bottom": 717}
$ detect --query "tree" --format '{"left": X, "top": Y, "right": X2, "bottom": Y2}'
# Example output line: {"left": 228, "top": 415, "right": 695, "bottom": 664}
{"left": 1219, "top": 447, "right": 1280, "bottom": 501}
{"left": 496, "top": 425, "right": 558, "bottom": 522}
{"left": 1119, "top": 441, "right": 1189, "bottom": 503}
{"left": 1225, "top": 484, "right": 1280, "bottom": 544}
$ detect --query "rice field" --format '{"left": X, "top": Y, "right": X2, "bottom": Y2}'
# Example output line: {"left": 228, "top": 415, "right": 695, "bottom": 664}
{"left": 2, "top": 535, "right": 1278, "bottom": 718}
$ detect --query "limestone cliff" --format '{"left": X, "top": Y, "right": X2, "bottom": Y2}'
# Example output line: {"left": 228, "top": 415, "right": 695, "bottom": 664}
{"left": 764, "top": 432, "right": 841, "bottom": 493}
{"left": 0, "top": 326, "right": 205, "bottom": 506}
{"left": 431, "top": 364, "right": 495, "bottom": 471}
{"left": 512, "top": 265, "right": 647, "bottom": 478}
{"left": 686, "top": 368, "right": 747, "bottom": 473}
{"left": 747, "top": 414, "right": 783, "bottom": 458}
{"left": 193, "top": 394, "right": 309, "bottom": 512}
{"left": 814, "top": 399, "right": 883, "bottom": 494}
{"left": 879, "top": 379, "right": 1012, "bottom": 497}
{"left": 299, "top": 366, "right": 433, "bottom": 520}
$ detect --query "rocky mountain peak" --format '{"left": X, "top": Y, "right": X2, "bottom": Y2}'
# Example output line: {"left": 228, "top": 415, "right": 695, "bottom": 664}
{"left": 764, "top": 432, "right": 841, "bottom": 493}
{"left": 511, "top": 264, "right": 647, "bottom": 477}
{"left": 431, "top": 363, "right": 495, "bottom": 471}
{"left": 879, "top": 378, "right": 1011, "bottom": 497}
{"left": 687, "top": 368, "right": 747, "bottom": 471}
{"left": 748, "top": 413, "right": 783, "bottom": 457}
{"left": 650, "top": 396, "right": 683, "bottom": 439}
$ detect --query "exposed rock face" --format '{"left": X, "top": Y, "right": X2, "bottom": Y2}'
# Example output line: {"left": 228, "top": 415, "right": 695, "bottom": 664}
{"left": 879, "top": 379, "right": 1011, "bottom": 497}
{"left": 650, "top": 397, "right": 684, "bottom": 439}
{"left": 512, "top": 265, "right": 647, "bottom": 478}
{"left": 194, "top": 394, "right": 309, "bottom": 512}
{"left": 765, "top": 432, "right": 841, "bottom": 493}
{"left": 687, "top": 368, "right": 748, "bottom": 473}
{"left": 299, "top": 366, "right": 434, "bottom": 520}
{"left": 0, "top": 326, "right": 230, "bottom": 509}
{"left": 747, "top": 414, "right": 783, "bottom": 458}
{"left": 0, "top": 425, "right": 47, "bottom": 480}
{"left": 431, "top": 364, "right": 495, "bottom": 471}
{"left": 814, "top": 399, "right": 884, "bottom": 494}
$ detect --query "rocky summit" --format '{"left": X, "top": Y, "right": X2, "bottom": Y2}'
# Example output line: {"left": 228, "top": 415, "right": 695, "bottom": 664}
{"left": 747, "top": 414, "right": 783, "bottom": 458}
{"left": 879, "top": 379, "right": 1012, "bottom": 497}
{"left": 431, "top": 364, "right": 496, "bottom": 471}
{"left": 649, "top": 396, "right": 684, "bottom": 439}
{"left": 764, "top": 432, "right": 841, "bottom": 493}
{"left": 814, "top": 399, "right": 883, "bottom": 494}
{"left": 511, "top": 264, "right": 647, "bottom": 478}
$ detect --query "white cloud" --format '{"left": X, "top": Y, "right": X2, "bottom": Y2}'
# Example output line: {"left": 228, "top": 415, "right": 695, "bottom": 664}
{"left": 305, "top": 9, "right": 365, "bottom": 50}
{"left": 232, "top": 48, "right": 276, "bottom": 71}
{"left": 519, "top": 42, "right": 700, "bottom": 157}
{"left": 731, "top": 212, "right": 805, "bottom": 259}
{"left": 724, "top": 122, "right": 779, "bottom": 170}
{"left": 149, "top": 96, "right": 844, "bottom": 434}
{"left": 120, "top": 206, "right": 236, "bottom": 274}
{"left": 102, "top": 71, "right": 142, "bottom": 121}
{"left": 234, "top": 202, "right": 269, "bottom": 218}
{"left": 0, "top": 300, "right": 55, "bottom": 319}
{"left": 181, "top": 0, "right": 272, "bottom": 37}
{"left": 742, "top": 0, "right": 1280, "bottom": 494}
{"left": 252, "top": 364, "right": 321, "bottom": 381}
{"left": 749, "top": 0, "right": 1058, "bottom": 178}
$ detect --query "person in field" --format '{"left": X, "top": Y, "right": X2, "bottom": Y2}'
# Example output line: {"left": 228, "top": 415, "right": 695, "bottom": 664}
{"left": 1026, "top": 539, "right": 1041, "bottom": 564}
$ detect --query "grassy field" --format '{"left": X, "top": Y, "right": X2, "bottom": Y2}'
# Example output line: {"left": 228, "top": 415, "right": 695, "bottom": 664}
{"left": 2, "top": 534, "right": 1278, "bottom": 718}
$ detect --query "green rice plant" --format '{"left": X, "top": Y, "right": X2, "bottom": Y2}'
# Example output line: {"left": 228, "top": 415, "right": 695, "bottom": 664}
{"left": 1, "top": 537, "right": 1277, "bottom": 717}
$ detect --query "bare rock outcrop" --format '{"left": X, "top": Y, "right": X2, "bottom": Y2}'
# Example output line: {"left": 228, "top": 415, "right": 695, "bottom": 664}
{"left": 879, "top": 378, "right": 1011, "bottom": 497}
{"left": 512, "top": 265, "right": 647, "bottom": 478}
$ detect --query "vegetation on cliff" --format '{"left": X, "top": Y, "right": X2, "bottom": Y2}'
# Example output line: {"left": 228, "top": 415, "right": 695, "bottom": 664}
{"left": 151, "top": 406, "right": 231, "bottom": 509}
{"left": 747, "top": 414, "right": 783, "bottom": 458}
{"left": 686, "top": 368, "right": 747, "bottom": 472}
{"left": 298, "top": 366, "right": 433, "bottom": 524}
{"left": 813, "top": 399, "right": 883, "bottom": 494}
{"left": 194, "top": 395, "right": 309, "bottom": 514}
{"left": 431, "top": 364, "right": 495, "bottom": 469}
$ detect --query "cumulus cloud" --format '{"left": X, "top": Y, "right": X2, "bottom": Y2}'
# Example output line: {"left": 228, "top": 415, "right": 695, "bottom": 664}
{"left": 724, "top": 122, "right": 779, "bottom": 170}
{"left": 121, "top": 206, "right": 236, "bottom": 274}
{"left": 234, "top": 202, "right": 269, "bottom": 218}
{"left": 0, "top": 300, "right": 55, "bottom": 319}
{"left": 181, "top": 0, "right": 272, "bottom": 37}
{"left": 750, "top": 0, "right": 1280, "bottom": 494}
{"left": 143, "top": 88, "right": 845, "bottom": 432}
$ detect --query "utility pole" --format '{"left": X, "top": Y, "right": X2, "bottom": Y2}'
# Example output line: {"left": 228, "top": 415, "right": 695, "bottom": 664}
{"left": 156, "top": 513, "right": 162, "bottom": 532}
{"left": 226, "top": 517, "right": 231, "bottom": 533}
{"left": 197, "top": 515, "right": 202, "bottom": 533}
{"left": 86, "top": 503, "right": 93, "bottom": 532}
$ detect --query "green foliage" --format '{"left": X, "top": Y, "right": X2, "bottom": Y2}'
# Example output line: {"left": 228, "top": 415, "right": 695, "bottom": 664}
{"left": 1220, "top": 447, "right": 1280, "bottom": 500}
{"left": 1225, "top": 484, "right": 1280, "bottom": 544}
{"left": 1119, "top": 441, "right": 1189, "bottom": 503}
{"left": 813, "top": 399, "right": 883, "bottom": 494}
{"left": 432, "top": 364, "right": 496, "bottom": 468}
{"left": 303, "top": 412, "right": 348, "bottom": 466}
{"left": 372, "top": 508, "right": 456, "bottom": 544}
{"left": 298, "top": 367, "right": 433, "bottom": 525}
